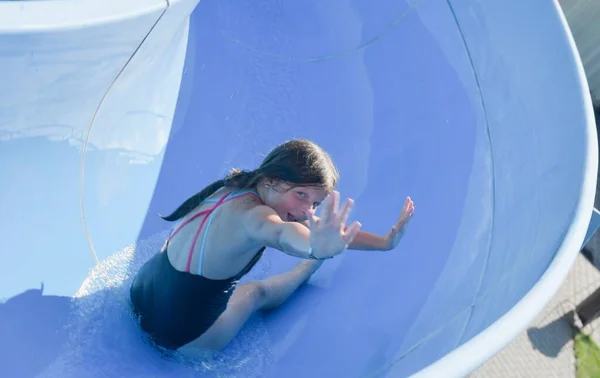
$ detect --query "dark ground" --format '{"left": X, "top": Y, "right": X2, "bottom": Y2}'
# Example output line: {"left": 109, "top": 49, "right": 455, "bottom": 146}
{"left": 581, "top": 107, "right": 600, "bottom": 268}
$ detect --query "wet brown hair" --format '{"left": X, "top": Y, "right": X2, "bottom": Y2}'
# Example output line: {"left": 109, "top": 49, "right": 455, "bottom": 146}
{"left": 160, "top": 139, "right": 339, "bottom": 221}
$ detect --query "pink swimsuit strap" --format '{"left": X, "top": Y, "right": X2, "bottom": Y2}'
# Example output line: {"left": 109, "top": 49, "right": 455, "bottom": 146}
{"left": 167, "top": 189, "right": 262, "bottom": 273}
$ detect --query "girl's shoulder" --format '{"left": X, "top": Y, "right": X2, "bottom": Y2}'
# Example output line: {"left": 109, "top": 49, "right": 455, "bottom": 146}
{"left": 220, "top": 188, "right": 263, "bottom": 210}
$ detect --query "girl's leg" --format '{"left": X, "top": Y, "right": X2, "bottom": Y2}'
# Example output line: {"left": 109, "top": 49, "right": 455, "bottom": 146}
{"left": 179, "top": 260, "right": 323, "bottom": 352}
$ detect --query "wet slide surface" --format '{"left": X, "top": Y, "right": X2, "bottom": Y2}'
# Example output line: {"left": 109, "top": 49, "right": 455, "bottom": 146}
{"left": 0, "top": 0, "right": 596, "bottom": 377}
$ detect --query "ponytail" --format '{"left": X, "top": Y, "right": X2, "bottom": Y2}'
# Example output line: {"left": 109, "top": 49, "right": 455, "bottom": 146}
{"left": 160, "top": 168, "right": 262, "bottom": 222}
{"left": 223, "top": 168, "right": 263, "bottom": 188}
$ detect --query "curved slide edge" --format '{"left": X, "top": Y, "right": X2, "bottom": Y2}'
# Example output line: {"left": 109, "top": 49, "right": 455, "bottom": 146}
{"left": 0, "top": 0, "right": 165, "bottom": 33}
{"left": 411, "top": 1, "right": 598, "bottom": 377}
{"left": 0, "top": 0, "right": 197, "bottom": 300}
{"left": 78, "top": 0, "right": 201, "bottom": 265}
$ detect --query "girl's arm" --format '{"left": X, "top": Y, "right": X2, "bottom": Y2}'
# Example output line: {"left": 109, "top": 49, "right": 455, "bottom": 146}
{"left": 242, "top": 205, "right": 314, "bottom": 258}
{"left": 246, "top": 196, "right": 414, "bottom": 255}
{"left": 241, "top": 199, "right": 360, "bottom": 260}
{"left": 302, "top": 197, "right": 415, "bottom": 251}
{"left": 338, "top": 196, "right": 415, "bottom": 252}
{"left": 346, "top": 229, "right": 391, "bottom": 251}
{"left": 300, "top": 217, "right": 390, "bottom": 251}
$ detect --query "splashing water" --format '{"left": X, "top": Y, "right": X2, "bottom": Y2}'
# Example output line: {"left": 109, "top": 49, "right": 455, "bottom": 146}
{"left": 36, "top": 230, "right": 276, "bottom": 378}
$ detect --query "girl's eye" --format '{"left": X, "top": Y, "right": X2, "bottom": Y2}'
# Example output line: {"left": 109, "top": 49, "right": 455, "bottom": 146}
{"left": 297, "top": 191, "right": 307, "bottom": 199}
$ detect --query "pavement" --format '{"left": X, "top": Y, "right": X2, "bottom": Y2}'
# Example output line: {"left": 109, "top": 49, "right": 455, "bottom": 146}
{"left": 470, "top": 253, "right": 597, "bottom": 377}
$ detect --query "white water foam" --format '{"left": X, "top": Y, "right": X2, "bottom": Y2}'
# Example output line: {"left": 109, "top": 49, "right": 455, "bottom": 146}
{"left": 36, "top": 230, "right": 276, "bottom": 378}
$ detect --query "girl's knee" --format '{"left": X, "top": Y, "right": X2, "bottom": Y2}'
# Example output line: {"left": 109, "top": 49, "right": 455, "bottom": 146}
{"left": 231, "top": 281, "right": 268, "bottom": 311}
{"left": 246, "top": 281, "right": 268, "bottom": 310}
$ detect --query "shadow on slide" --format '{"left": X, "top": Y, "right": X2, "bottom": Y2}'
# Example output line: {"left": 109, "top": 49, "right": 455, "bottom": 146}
{"left": 0, "top": 285, "right": 71, "bottom": 378}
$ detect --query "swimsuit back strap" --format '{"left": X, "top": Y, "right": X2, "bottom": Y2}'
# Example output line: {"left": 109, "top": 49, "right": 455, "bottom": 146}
{"left": 164, "top": 188, "right": 262, "bottom": 274}
{"left": 195, "top": 189, "right": 262, "bottom": 275}
{"left": 183, "top": 191, "right": 231, "bottom": 272}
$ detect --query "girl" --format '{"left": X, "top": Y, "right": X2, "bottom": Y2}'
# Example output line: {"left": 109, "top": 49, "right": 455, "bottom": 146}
{"left": 130, "top": 139, "right": 414, "bottom": 352}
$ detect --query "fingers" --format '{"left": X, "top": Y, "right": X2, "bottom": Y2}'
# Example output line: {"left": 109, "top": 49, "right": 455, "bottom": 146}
{"left": 328, "top": 191, "right": 340, "bottom": 224}
{"left": 343, "top": 221, "right": 362, "bottom": 244}
{"left": 322, "top": 191, "right": 353, "bottom": 227}
{"left": 407, "top": 199, "right": 415, "bottom": 218}
{"left": 331, "top": 190, "right": 339, "bottom": 217}
{"left": 318, "top": 191, "right": 358, "bottom": 235}
{"left": 320, "top": 190, "right": 337, "bottom": 223}
{"left": 404, "top": 197, "right": 413, "bottom": 211}
{"left": 400, "top": 196, "right": 415, "bottom": 219}
{"left": 309, "top": 211, "right": 318, "bottom": 229}
{"left": 338, "top": 197, "right": 354, "bottom": 227}
{"left": 393, "top": 197, "right": 414, "bottom": 233}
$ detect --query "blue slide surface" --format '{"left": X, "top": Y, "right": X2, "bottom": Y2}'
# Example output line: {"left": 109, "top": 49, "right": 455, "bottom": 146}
{"left": 0, "top": 0, "right": 597, "bottom": 377}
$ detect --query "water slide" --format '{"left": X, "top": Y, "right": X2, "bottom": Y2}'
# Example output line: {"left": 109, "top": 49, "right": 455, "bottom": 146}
{"left": 0, "top": 0, "right": 597, "bottom": 377}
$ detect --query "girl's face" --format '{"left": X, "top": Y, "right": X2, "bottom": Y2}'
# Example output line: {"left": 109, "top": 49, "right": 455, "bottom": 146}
{"left": 263, "top": 182, "right": 330, "bottom": 223}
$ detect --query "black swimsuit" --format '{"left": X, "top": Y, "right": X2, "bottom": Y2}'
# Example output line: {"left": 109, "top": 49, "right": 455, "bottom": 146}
{"left": 130, "top": 247, "right": 264, "bottom": 350}
{"left": 129, "top": 190, "right": 264, "bottom": 350}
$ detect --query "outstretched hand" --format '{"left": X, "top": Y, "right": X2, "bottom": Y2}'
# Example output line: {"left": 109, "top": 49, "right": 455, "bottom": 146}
{"left": 383, "top": 196, "right": 415, "bottom": 251}
{"left": 309, "top": 191, "right": 362, "bottom": 259}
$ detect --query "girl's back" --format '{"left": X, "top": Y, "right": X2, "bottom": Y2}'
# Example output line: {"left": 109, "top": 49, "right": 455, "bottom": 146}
{"left": 165, "top": 187, "right": 264, "bottom": 280}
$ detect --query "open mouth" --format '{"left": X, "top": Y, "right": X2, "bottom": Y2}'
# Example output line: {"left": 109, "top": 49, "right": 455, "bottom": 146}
{"left": 287, "top": 213, "right": 299, "bottom": 222}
